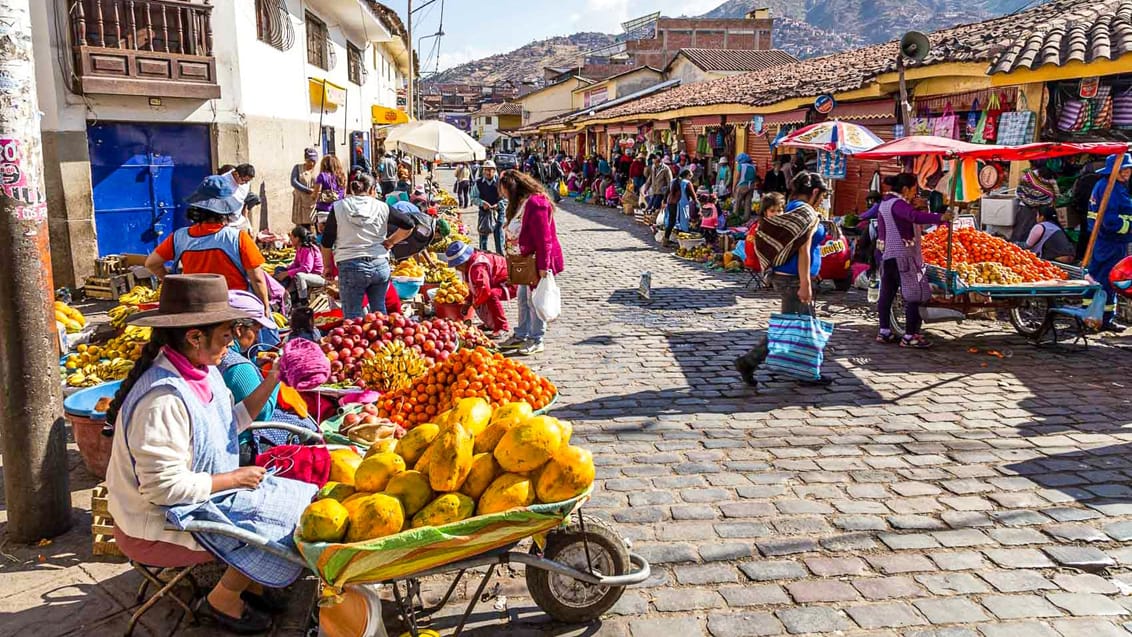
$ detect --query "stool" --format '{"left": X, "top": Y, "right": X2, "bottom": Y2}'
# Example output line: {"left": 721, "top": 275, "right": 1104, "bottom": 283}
{"left": 1033, "top": 292, "right": 1107, "bottom": 348}
{"left": 126, "top": 561, "right": 202, "bottom": 636}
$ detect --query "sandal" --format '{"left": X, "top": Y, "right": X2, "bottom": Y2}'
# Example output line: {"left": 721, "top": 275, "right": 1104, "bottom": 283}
{"left": 241, "top": 588, "right": 288, "bottom": 615}
{"left": 876, "top": 331, "right": 898, "bottom": 344}
{"left": 195, "top": 597, "right": 272, "bottom": 634}
{"left": 900, "top": 334, "right": 933, "bottom": 349}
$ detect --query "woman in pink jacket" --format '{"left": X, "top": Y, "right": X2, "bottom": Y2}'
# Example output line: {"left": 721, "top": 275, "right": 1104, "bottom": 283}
{"left": 273, "top": 226, "right": 325, "bottom": 305}
{"left": 498, "top": 170, "right": 564, "bottom": 356}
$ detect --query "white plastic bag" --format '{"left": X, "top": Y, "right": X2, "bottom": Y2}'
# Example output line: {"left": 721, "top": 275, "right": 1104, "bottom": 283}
{"left": 532, "top": 273, "right": 561, "bottom": 323}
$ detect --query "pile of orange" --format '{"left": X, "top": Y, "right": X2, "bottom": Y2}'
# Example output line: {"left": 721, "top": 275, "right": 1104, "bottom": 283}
{"left": 922, "top": 227, "right": 1067, "bottom": 283}
{"left": 378, "top": 347, "right": 557, "bottom": 428}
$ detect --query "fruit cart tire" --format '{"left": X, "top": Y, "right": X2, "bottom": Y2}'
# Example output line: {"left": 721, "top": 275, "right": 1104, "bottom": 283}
{"left": 1009, "top": 298, "right": 1051, "bottom": 337}
{"left": 526, "top": 515, "right": 630, "bottom": 624}
{"left": 834, "top": 277, "right": 852, "bottom": 292}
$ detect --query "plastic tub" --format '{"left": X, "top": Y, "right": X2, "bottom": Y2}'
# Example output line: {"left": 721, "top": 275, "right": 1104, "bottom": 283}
{"left": 678, "top": 237, "right": 706, "bottom": 250}
{"left": 63, "top": 380, "right": 121, "bottom": 479}
{"left": 435, "top": 301, "right": 474, "bottom": 321}
{"left": 392, "top": 276, "right": 425, "bottom": 300}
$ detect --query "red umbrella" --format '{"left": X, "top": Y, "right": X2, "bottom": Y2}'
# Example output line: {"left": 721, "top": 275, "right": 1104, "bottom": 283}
{"left": 853, "top": 136, "right": 1128, "bottom": 161}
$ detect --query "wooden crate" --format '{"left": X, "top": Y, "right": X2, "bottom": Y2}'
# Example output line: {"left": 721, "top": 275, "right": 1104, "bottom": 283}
{"left": 84, "top": 274, "right": 131, "bottom": 301}
{"left": 91, "top": 483, "right": 123, "bottom": 559}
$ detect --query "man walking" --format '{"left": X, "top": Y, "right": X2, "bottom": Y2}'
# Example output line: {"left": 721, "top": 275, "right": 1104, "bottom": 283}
{"left": 378, "top": 152, "right": 398, "bottom": 195}
{"left": 643, "top": 155, "right": 673, "bottom": 220}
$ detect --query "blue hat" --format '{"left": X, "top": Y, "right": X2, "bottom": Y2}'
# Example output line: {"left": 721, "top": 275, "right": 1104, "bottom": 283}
{"left": 737, "top": 153, "right": 751, "bottom": 164}
{"left": 187, "top": 175, "right": 243, "bottom": 216}
{"left": 1098, "top": 153, "right": 1132, "bottom": 176}
{"left": 444, "top": 241, "right": 474, "bottom": 267}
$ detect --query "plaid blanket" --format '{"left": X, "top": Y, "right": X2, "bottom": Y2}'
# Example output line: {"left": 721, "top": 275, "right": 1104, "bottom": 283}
{"left": 754, "top": 202, "right": 821, "bottom": 270}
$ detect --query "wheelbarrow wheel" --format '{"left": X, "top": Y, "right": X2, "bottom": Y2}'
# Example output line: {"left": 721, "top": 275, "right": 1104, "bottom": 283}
{"left": 526, "top": 515, "right": 630, "bottom": 624}
{"left": 1009, "top": 297, "right": 1050, "bottom": 337}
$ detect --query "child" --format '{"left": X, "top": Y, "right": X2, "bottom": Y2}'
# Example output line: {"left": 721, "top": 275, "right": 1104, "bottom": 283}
{"left": 744, "top": 193, "right": 786, "bottom": 270}
{"left": 604, "top": 181, "right": 620, "bottom": 207}
{"left": 698, "top": 192, "right": 720, "bottom": 242}
{"left": 288, "top": 305, "right": 321, "bottom": 343}
{"left": 274, "top": 226, "right": 325, "bottom": 305}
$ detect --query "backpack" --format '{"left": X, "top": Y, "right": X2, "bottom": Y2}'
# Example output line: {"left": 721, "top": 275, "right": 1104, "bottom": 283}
{"left": 389, "top": 203, "right": 436, "bottom": 260}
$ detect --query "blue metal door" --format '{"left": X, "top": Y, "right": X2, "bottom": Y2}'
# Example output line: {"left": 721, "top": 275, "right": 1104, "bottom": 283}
{"left": 87, "top": 122, "right": 212, "bottom": 256}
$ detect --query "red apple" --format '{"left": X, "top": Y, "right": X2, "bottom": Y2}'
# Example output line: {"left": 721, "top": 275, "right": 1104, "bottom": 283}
{"left": 366, "top": 329, "right": 379, "bottom": 341}
{"left": 343, "top": 413, "right": 361, "bottom": 427}
{"left": 393, "top": 327, "right": 404, "bottom": 336}
{"left": 352, "top": 346, "right": 366, "bottom": 358}
{"left": 362, "top": 404, "right": 378, "bottom": 415}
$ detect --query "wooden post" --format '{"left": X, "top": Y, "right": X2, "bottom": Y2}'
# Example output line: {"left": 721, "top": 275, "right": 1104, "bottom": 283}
{"left": 1082, "top": 173, "right": 1120, "bottom": 268}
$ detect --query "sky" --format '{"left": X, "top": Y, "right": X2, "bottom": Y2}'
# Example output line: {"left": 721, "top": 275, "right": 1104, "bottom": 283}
{"left": 380, "top": 0, "right": 726, "bottom": 74}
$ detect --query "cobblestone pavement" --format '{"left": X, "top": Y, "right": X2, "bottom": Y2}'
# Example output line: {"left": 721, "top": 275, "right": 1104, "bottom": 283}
{"left": 418, "top": 194, "right": 1132, "bottom": 636}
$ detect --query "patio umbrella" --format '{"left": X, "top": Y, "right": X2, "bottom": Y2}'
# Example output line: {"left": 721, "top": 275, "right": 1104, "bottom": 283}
{"left": 852, "top": 136, "right": 1130, "bottom": 161}
{"left": 388, "top": 120, "right": 487, "bottom": 163}
{"left": 777, "top": 120, "right": 884, "bottom": 155}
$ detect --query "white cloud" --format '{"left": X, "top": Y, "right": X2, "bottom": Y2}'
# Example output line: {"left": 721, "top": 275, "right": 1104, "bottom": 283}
{"left": 435, "top": 46, "right": 493, "bottom": 72}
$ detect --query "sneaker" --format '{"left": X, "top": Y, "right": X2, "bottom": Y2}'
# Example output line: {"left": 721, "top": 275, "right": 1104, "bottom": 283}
{"left": 900, "top": 334, "right": 933, "bottom": 349}
{"left": 497, "top": 335, "right": 526, "bottom": 349}
{"left": 514, "top": 341, "right": 544, "bottom": 356}
{"left": 733, "top": 356, "right": 758, "bottom": 387}
{"left": 876, "top": 331, "right": 898, "bottom": 344}
{"left": 799, "top": 375, "right": 834, "bottom": 387}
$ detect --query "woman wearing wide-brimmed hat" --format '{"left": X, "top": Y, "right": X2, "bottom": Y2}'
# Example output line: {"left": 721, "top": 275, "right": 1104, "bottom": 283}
{"left": 104, "top": 274, "right": 317, "bottom": 634}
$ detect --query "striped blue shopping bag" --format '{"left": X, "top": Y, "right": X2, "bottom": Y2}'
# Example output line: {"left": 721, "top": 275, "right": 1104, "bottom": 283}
{"left": 765, "top": 313, "right": 834, "bottom": 381}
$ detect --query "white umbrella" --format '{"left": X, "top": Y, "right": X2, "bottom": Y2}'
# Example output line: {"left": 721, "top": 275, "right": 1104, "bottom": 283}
{"left": 388, "top": 120, "right": 486, "bottom": 162}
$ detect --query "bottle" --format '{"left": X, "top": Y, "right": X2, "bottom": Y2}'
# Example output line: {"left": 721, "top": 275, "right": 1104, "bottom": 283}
{"left": 867, "top": 277, "right": 880, "bottom": 304}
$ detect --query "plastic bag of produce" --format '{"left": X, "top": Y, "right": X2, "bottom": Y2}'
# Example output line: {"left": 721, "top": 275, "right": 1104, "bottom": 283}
{"left": 532, "top": 273, "right": 561, "bottom": 323}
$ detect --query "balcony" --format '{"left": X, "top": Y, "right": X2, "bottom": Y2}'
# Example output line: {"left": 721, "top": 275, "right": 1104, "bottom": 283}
{"left": 69, "top": 0, "right": 220, "bottom": 99}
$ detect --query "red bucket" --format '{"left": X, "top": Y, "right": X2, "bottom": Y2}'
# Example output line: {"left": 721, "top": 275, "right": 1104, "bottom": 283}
{"left": 435, "top": 301, "right": 475, "bottom": 322}
{"left": 67, "top": 412, "right": 112, "bottom": 479}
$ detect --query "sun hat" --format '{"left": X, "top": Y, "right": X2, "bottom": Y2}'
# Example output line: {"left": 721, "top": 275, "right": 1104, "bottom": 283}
{"left": 304, "top": 147, "right": 319, "bottom": 161}
{"left": 444, "top": 241, "right": 474, "bottom": 267}
{"left": 1097, "top": 152, "right": 1132, "bottom": 176}
{"left": 737, "top": 153, "right": 751, "bottom": 163}
{"left": 186, "top": 175, "right": 244, "bottom": 216}
{"left": 719, "top": 156, "right": 729, "bottom": 164}
{"left": 482, "top": 160, "right": 496, "bottom": 169}
{"left": 129, "top": 275, "right": 255, "bottom": 328}
{"left": 227, "top": 290, "right": 277, "bottom": 330}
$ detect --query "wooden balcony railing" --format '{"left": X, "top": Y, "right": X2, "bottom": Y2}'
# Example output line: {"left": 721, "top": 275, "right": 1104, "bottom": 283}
{"left": 69, "top": 0, "right": 220, "bottom": 99}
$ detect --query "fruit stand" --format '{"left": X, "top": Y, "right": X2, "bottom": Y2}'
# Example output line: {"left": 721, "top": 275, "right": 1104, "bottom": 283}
{"left": 852, "top": 137, "right": 1129, "bottom": 338}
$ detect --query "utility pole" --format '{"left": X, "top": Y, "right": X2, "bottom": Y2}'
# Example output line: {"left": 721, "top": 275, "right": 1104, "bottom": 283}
{"left": 406, "top": 0, "right": 413, "bottom": 120}
{"left": 0, "top": 0, "right": 72, "bottom": 541}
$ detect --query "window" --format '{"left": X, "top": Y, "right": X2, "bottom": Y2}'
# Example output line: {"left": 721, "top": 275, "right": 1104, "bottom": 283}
{"left": 485, "top": 116, "right": 493, "bottom": 125}
{"left": 255, "top": 0, "right": 294, "bottom": 51}
{"left": 347, "top": 43, "right": 365, "bottom": 85}
{"left": 306, "top": 12, "right": 329, "bottom": 69}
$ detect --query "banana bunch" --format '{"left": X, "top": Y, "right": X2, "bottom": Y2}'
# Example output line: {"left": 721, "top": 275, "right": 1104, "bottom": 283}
{"left": 430, "top": 232, "right": 472, "bottom": 253}
{"left": 357, "top": 340, "right": 428, "bottom": 392}
{"left": 54, "top": 301, "right": 87, "bottom": 334}
{"left": 264, "top": 247, "right": 295, "bottom": 264}
{"left": 272, "top": 312, "right": 288, "bottom": 329}
{"left": 118, "top": 286, "right": 159, "bottom": 305}
{"left": 425, "top": 263, "right": 460, "bottom": 285}
{"left": 108, "top": 304, "right": 139, "bottom": 330}
{"left": 393, "top": 261, "right": 426, "bottom": 278}
{"left": 64, "top": 326, "right": 150, "bottom": 374}
{"left": 434, "top": 279, "right": 469, "bottom": 304}
{"left": 66, "top": 358, "right": 135, "bottom": 387}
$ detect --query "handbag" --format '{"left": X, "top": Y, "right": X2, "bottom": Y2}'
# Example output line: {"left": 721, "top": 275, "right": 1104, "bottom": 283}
{"left": 1090, "top": 85, "right": 1113, "bottom": 130}
{"left": 1058, "top": 99, "right": 1087, "bottom": 131}
{"left": 997, "top": 92, "right": 1036, "bottom": 145}
{"left": 932, "top": 102, "right": 959, "bottom": 138}
{"left": 1114, "top": 87, "right": 1132, "bottom": 129}
{"left": 765, "top": 313, "right": 833, "bottom": 381}
{"left": 981, "top": 92, "right": 1003, "bottom": 142}
{"left": 910, "top": 107, "right": 932, "bottom": 136}
{"left": 506, "top": 254, "right": 539, "bottom": 286}
{"left": 965, "top": 98, "right": 980, "bottom": 139}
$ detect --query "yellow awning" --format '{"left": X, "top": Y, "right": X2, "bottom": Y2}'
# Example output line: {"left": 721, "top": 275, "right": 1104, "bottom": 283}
{"left": 309, "top": 78, "right": 347, "bottom": 110}
{"left": 372, "top": 105, "right": 410, "bottom": 125}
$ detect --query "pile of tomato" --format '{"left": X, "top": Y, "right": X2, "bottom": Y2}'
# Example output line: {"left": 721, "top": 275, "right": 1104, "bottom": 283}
{"left": 922, "top": 227, "right": 1068, "bottom": 283}
{"left": 378, "top": 347, "right": 558, "bottom": 428}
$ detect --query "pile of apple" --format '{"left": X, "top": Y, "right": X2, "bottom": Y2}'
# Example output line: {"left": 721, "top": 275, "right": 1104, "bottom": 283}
{"left": 320, "top": 312, "right": 461, "bottom": 385}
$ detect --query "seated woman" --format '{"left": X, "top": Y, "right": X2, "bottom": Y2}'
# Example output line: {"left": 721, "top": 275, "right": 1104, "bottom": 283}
{"left": 604, "top": 181, "right": 621, "bottom": 208}
{"left": 105, "top": 274, "right": 317, "bottom": 635}
{"left": 224, "top": 290, "right": 318, "bottom": 458}
{"left": 1025, "top": 207, "right": 1076, "bottom": 264}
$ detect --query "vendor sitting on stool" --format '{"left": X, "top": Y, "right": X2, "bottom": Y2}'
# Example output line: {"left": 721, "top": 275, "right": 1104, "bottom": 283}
{"left": 444, "top": 241, "right": 516, "bottom": 337}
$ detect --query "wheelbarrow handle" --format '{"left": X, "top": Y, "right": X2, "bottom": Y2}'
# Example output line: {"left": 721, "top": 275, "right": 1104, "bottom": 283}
{"left": 173, "top": 520, "right": 308, "bottom": 567}
{"left": 247, "top": 421, "right": 325, "bottom": 444}
{"left": 510, "top": 550, "right": 651, "bottom": 587}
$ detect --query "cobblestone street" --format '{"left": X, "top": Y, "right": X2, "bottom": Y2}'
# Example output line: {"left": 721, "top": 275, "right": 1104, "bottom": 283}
{"left": 432, "top": 196, "right": 1132, "bottom": 636}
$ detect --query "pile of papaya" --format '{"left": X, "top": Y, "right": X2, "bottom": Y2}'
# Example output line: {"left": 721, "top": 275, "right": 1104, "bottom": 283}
{"left": 298, "top": 397, "right": 594, "bottom": 544}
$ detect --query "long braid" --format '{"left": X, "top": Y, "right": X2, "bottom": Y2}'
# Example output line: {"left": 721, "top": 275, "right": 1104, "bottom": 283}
{"left": 104, "top": 329, "right": 173, "bottom": 427}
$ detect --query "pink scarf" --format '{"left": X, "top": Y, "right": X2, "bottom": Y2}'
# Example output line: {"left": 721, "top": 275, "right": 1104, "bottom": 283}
{"left": 162, "top": 346, "right": 213, "bottom": 404}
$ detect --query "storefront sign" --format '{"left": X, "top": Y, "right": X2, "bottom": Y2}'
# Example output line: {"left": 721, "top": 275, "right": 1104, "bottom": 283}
{"left": 818, "top": 149, "right": 846, "bottom": 179}
{"left": 584, "top": 87, "right": 609, "bottom": 109}
{"left": 1079, "top": 77, "right": 1100, "bottom": 99}
{"left": 750, "top": 114, "right": 766, "bottom": 137}
{"left": 814, "top": 94, "right": 837, "bottom": 115}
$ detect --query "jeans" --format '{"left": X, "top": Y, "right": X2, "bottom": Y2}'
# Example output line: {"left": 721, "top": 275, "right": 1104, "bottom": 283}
{"left": 877, "top": 258, "right": 923, "bottom": 335}
{"left": 633, "top": 176, "right": 645, "bottom": 193}
{"left": 514, "top": 284, "right": 546, "bottom": 344}
{"left": 493, "top": 208, "right": 505, "bottom": 254}
{"left": 456, "top": 180, "right": 471, "bottom": 207}
{"left": 338, "top": 257, "right": 391, "bottom": 319}
{"left": 663, "top": 203, "right": 678, "bottom": 243}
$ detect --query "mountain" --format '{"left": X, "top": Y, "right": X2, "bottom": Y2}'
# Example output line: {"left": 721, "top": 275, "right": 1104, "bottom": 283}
{"left": 427, "top": 32, "right": 618, "bottom": 86}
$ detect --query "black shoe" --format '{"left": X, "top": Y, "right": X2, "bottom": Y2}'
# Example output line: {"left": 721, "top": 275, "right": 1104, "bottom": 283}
{"left": 800, "top": 375, "right": 834, "bottom": 387}
{"left": 733, "top": 357, "right": 758, "bottom": 387}
{"left": 195, "top": 597, "right": 272, "bottom": 634}
{"left": 1101, "top": 320, "right": 1128, "bottom": 333}
{"left": 241, "top": 588, "right": 288, "bottom": 615}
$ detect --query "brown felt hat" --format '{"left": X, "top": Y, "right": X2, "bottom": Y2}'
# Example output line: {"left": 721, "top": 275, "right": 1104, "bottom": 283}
{"left": 129, "top": 274, "right": 255, "bottom": 328}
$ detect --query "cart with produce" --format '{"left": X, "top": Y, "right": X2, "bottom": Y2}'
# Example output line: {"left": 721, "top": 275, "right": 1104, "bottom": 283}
{"left": 852, "top": 137, "right": 1130, "bottom": 338}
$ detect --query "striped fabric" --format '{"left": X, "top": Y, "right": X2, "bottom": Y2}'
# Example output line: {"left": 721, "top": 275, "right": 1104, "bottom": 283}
{"left": 296, "top": 489, "right": 590, "bottom": 600}
{"left": 765, "top": 313, "right": 834, "bottom": 381}
{"left": 754, "top": 203, "right": 820, "bottom": 271}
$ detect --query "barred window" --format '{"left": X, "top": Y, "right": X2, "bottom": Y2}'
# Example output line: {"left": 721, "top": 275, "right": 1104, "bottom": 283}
{"left": 255, "top": 0, "right": 294, "bottom": 51}
{"left": 348, "top": 43, "right": 365, "bottom": 85}
{"left": 306, "top": 12, "right": 329, "bottom": 70}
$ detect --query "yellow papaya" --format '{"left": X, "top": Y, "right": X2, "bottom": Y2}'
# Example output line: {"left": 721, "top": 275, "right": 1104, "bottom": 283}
{"left": 354, "top": 452, "right": 406, "bottom": 492}
{"left": 411, "top": 493, "right": 475, "bottom": 528}
{"left": 477, "top": 473, "right": 535, "bottom": 515}
{"left": 396, "top": 423, "right": 440, "bottom": 466}
{"left": 414, "top": 442, "right": 435, "bottom": 474}
{"left": 448, "top": 397, "right": 492, "bottom": 436}
{"left": 316, "top": 481, "right": 356, "bottom": 502}
{"left": 535, "top": 446, "right": 595, "bottom": 503}
{"left": 554, "top": 418, "right": 573, "bottom": 445}
{"left": 474, "top": 416, "right": 522, "bottom": 455}
{"left": 428, "top": 423, "right": 473, "bottom": 492}
{"left": 364, "top": 438, "right": 398, "bottom": 458}
{"left": 344, "top": 494, "right": 404, "bottom": 542}
{"left": 459, "top": 453, "right": 499, "bottom": 500}
{"left": 328, "top": 448, "right": 364, "bottom": 486}
{"left": 490, "top": 401, "right": 533, "bottom": 425}
{"left": 384, "top": 470, "right": 433, "bottom": 516}
{"left": 299, "top": 498, "right": 350, "bottom": 543}
{"left": 493, "top": 416, "right": 562, "bottom": 473}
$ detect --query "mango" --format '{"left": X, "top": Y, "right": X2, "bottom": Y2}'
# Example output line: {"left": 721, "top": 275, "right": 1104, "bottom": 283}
{"left": 396, "top": 423, "right": 439, "bottom": 466}
{"left": 411, "top": 493, "right": 475, "bottom": 528}
{"left": 474, "top": 416, "right": 522, "bottom": 455}
{"left": 493, "top": 416, "right": 562, "bottom": 473}
{"left": 490, "top": 401, "right": 533, "bottom": 425}
{"left": 459, "top": 453, "right": 499, "bottom": 500}
{"left": 344, "top": 493, "right": 404, "bottom": 543}
{"left": 328, "top": 448, "right": 363, "bottom": 486}
{"left": 535, "top": 446, "right": 595, "bottom": 503}
{"left": 316, "top": 481, "right": 356, "bottom": 502}
{"left": 299, "top": 498, "right": 350, "bottom": 543}
{"left": 448, "top": 397, "right": 492, "bottom": 436}
{"left": 354, "top": 452, "right": 406, "bottom": 492}
{"left": 476, "top": 473, "right": 535, "bottom": 516}
{"left": 384, "top": 470, "right": 433, "bottom": 516}
{"left": 364, "top": 438, "right": 398, "bottom": 458}
{"left": 429, "top": 423, "right": 474, "bottom": 492}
